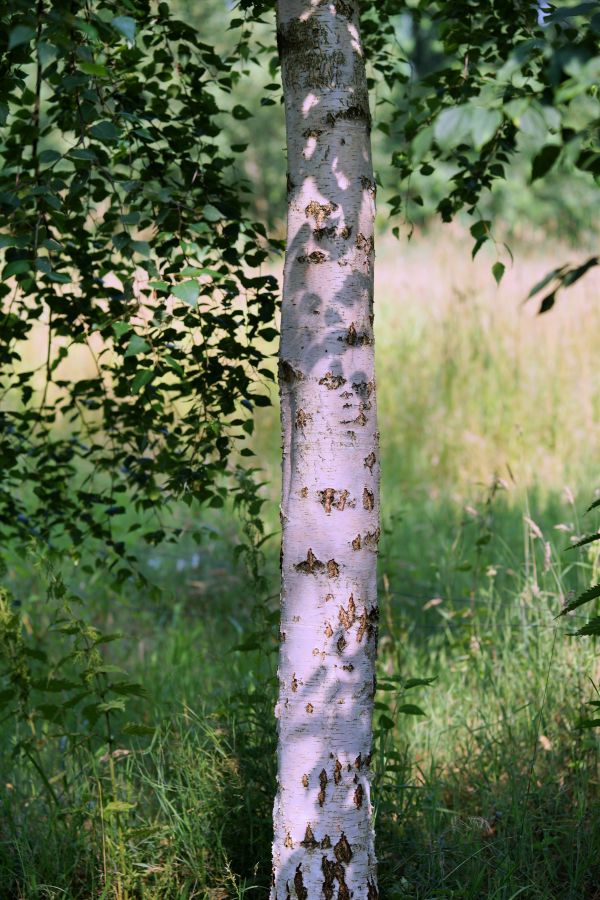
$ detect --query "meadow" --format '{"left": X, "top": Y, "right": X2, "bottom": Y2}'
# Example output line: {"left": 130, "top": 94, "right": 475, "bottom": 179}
{"left": 2, "top": 225, "right": 600, "bottom": 899}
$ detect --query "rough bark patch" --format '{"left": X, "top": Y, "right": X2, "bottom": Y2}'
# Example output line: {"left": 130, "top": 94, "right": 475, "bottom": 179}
{"left": 301, "top": 824, "right": 319, "bottom": 849}
{"left": 334, "top": 832, "right": 352, "bottom": 864}
{"left": 305, "top": 200, "right": 338, "bottom": 227}
{"left": 297, "top": 250, "right": 327, "bottom": 264}
{"left": 294, "top": 864, "right": 308, "bottom": 900}
{"left": 319, "top": 372, "right": 346, "bottom": 390}
{"left": 364, "top": 451, "right": 376, "bottom": 473}
{"left": 339, "top": 594, "right": 356, "bottom": 630}
{"left": 318, "top": 768, "right": 328, "bottom": 806}
{"left": 295, "top": 548, "right": 324, "bottom": 574}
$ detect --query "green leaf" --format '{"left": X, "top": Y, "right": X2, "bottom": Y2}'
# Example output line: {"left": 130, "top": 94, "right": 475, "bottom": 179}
{"left": 492, "top": 262, "right": 505, "bottom": 285}
{"left": 171, "top": 280, "right": 199, "bottom": 306}
{"left": 79, "top": 62, "right": 109, "bottom": 78}
{"left": 232, "top": 104, "right": 252, "bottom": 120}
{"left": 434, "top": 106, "right": 472, "bottom": 150}
{"left": 470, "top": 108, "right": 502, "bottom": 150}
{"left": 104, "top": 801, "right": 136, "bottom": 815}
{"left": 90, "top": 120, "right": 121, "bottom": 142}
{"left": 378, "top": 714, "right": 395, "bottom": 730}
{"left": 567, "top": 532, "right": 600, "bottom": 550}
{"left": 577, "top": 717, "right": 600, "bottom": 729}
{"left": 131, "top": 369, "right": 154, "bottom": 394}
{"left": 577, "top": 616, "right": 600, "bottom": 636}
{"left": 39, "top": 149, "right": 61, "bottom": 164}
{"left": 111, "top": 16, "right": 137, "bottom": 43}
{"left": 125, "top": 334, "right": 150, "bottom": 357}
{"left": 531, "top": 145, "right": 561, "bottom": 182}
{"left": 538, "top": 292, "right": 556, "bottom": 315}
{"left": 559, "top": 582, "right": 600, "bottom": 616}
{"left": 397, "top": 704, "right": 427, "bottom": 716}
{"left": 112, "top": 322, "right": 132, "bottom": 339}
{"left": 9, "top": 25, "right": 35, "bottom": 49}
{"left": 3, "top": 259, "right": 31, "bottom": 279}
{"left": 122, "top": 722, "right": 155, "bottom": 736}
{"left": 404, "top": 677, "right": 437, "bottom": 690}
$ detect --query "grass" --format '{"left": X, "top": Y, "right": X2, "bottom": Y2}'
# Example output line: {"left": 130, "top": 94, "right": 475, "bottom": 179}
{"left": 1, "top": 226, "right": 600, "bottom": 898}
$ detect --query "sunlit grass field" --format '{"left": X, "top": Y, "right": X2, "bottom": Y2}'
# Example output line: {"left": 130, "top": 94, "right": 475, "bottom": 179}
{"left": 2, "top": 226, "right": 600, "bottom": 898}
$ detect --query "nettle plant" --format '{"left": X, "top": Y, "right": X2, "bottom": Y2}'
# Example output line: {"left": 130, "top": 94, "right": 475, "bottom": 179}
{"left": 0, "top": 0, "right": 277, "bottom": 796}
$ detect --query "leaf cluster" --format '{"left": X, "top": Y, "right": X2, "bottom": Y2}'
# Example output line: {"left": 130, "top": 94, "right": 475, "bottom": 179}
{"left": 0, "top": 0, "right": 278, "bottom": 574}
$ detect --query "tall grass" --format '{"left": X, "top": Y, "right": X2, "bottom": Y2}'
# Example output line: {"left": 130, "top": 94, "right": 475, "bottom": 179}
{"left": 1, "top": 226, "right": 599, "bottom": 898}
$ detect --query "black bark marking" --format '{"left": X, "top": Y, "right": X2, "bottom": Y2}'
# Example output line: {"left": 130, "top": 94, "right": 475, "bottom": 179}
{"left": 295, "top": 409, "right": 312, "bottom": 429}
{"left": 354, "top": 753, "right": 362, "bottom": 769}
{"left": 319, "top": 371, "right": 346, "bottom": 390}
{"left": 325, "top": 593, "right": 334, "bottom": 602}
{"left": 306, "top": 702, "right": 314, "bottom": 714}
{"left": 318, "top": 768, "right": 328, "bottom": 806}
{"left": 333, "top": 758, "right": 342, "bottom": 785}
{"left": 342, "top": 663, "right": 354, "bottom": 671}
{"left": 335, "top": 490, "right": 348, "bottom": 511}
{"left": 336, "top": 635, "right": 347, "bottom": 653}
{"left": 302, "top": 773, "right": 309, "bottom": 788}
{"left": 363, "top": 528, "right": 380, "bottom": 549}
{"left": 280, "top": 359, "right": 304, "bottom": 383}
{"left": 354, "top": 783, "right": 364, "bottom": 808}
{"left": 327, "top": 559, "right": 340, "bottom": 578}
{"left": 364, "top": 451, "right": 376, "bottom": 472}
{"left": 300, "top": 486, "right": 308, "bottom": 498}
{"left": 333, "top": 0, "right": 354, "bottom": 17}
{"left": 294, "top": 864, "right": 308, "bottom": 900}
{"left": 319, "top": 487, "right": 336, "bottom": 514}
{"left": 342, "top": 402, "right": 369, "bottom": 426}
{"left": 340, "top": 322, "right": 372, "bottom": 346}
{"left": 356, "top": 609, "right": 367, "bottom": 643}
{"left": 291, "top": 673, "right": 298, "bottom": 692}
{"left": 321, "top": 834, "right": 331, "bottom": 849}
{"left": 301, "top": 823, "right": 319, "bottom": 849}
{"left": 367, "top": 880, "right": 379, "bottom": 899}
{"left": 324, "top": 621, "right": 333, "bottom": 638}
{"left": 305, "top": 200, "right": 338, "bottom": 227}
{"left": 361, "top": 175, "right": 376, "bottom": 197}
{"left": 326, "top": 102, "right": 371, "bottom": 128}
{"left": 302, "top": 128, "right": 323, "bottom": 139}
{"left": 352, "top": 380, "right": 374, "bottom": 398}
{"left": 334, "top": 832, "right": 353, "bottom": 864}
{"left": 314, "top": 225, "right": 337, "bottom": 240}
{"left": 295, "top": 548, "right": 325, "bottom": 575}
{"left": 363, "top": 487, "right": 374, "bottom": 511}
{"left": 356, "top": 232, "right": 374, "bottom": 255}
{"left": 284, "top": 832, "right": 293, "bottom": 848}
{"left": 352, "top": 534, "right": 361, "bottom": 550}
{"left": 339, "top": 594, "right": 356, "bottom": 630}
{"left": 322, "top": 857, "right": 336, "bottom": 900}
{"left": 298, "top": 250, "right": 327, "bottom": 264}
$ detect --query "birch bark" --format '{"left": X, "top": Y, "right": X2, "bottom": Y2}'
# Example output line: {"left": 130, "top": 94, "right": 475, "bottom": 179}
{"left": 272, "top": 2, "right": 379, "bottom": 897}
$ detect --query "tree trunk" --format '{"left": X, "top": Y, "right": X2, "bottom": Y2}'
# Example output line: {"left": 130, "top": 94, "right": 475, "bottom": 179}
{"left": 273, "top": 2, "right": 379, "bottom": 897}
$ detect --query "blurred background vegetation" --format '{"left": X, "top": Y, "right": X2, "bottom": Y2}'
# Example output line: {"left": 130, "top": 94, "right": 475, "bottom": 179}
{"left": 1, "top": 1, "right": 600, "bottom": 898}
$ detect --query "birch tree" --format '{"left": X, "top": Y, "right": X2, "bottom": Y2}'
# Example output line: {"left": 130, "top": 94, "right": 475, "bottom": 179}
{"left": 272, "top": 2, "right": 379, "bottom": 896}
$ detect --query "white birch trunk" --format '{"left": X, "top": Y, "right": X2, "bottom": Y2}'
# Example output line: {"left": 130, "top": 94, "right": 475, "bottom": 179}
{"left": 272, "top": 2, "right": 379, "bottom": 897}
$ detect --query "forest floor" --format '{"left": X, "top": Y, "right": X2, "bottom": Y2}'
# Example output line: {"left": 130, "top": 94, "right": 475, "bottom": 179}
{"left": 2, "top": 228, "right": 600, "bottom": 899}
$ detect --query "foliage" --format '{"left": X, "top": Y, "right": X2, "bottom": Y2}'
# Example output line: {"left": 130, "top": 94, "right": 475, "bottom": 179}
{"left": 360, "top": 1, "right": 600, "bottom": 281}
{"left": 0, "top": 0, "right": 278, "bottom": 573}
{"left": 2, "top": 481, "right": 599, "bottom": 897}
